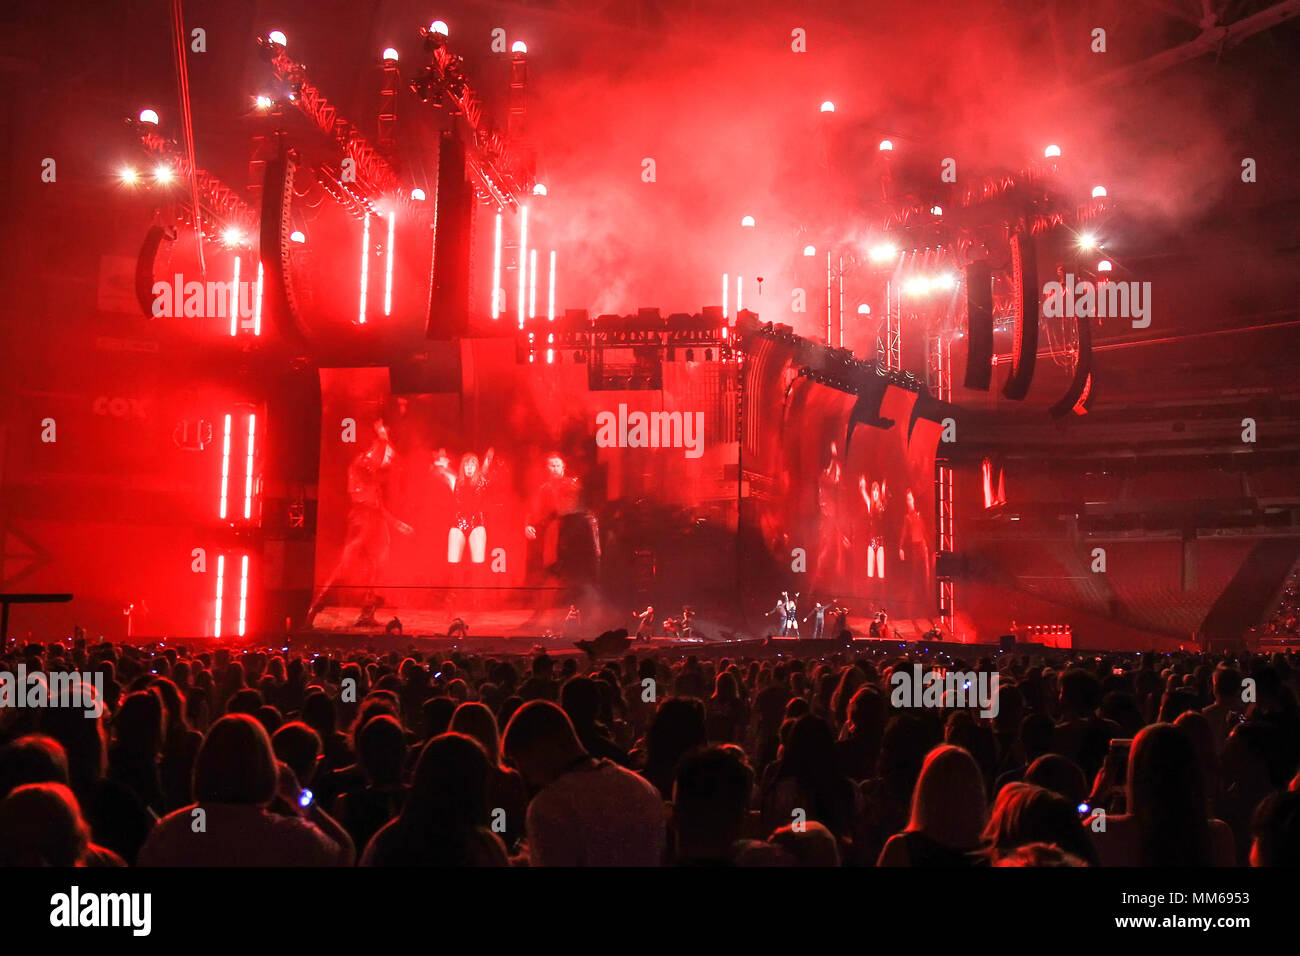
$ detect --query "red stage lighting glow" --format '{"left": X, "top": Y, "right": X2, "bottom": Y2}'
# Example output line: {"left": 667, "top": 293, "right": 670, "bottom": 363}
{"left": 547, "top": 250, "right": 556, "bottom": 322}
{"left": 492, "top": 212, "right": 503, "bottom": 319}
{"left": 153, "top": 164, "right": 174, "bottom": 184}
{"left": 118, "top": 167, "right": 139, "bottom": 185}
{"left": 230, "top": 255, "right": 241, "bottom": 336}
{"left": 529, "top": 248, "right": 537, "bottom": 319}
{"left": 384, "top": 210, "right": 395, "bottom": 316}
{"left": 243, "top": 413, "right": 256, "bottom": 520}
{"left": 214, "top": 554, "right": 225, "bottom": 638}
{"left": 358, "top": 212, "right": 371, "bottom": 324}
{"left": 238, "top": 555, "right": 249, "bottom": 636}
{"left": 219, "top": 413, "right": 232, "bottom": 519}
{"left": 253, "top": 261, "right": 263, "bottom": 335}
{"left": 517, "top": 205, "right": 529, "bottom": 328}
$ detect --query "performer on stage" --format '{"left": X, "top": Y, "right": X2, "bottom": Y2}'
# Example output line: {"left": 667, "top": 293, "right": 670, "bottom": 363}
{"left": 830, "top": 600, "right": 849, "bottom": 639}
{"left": 434, "top": 448, "right": 495, "bottom": 564}
{"left": 525, "top": 452, "right": 601, "bottom": 586}
{"left": 898, "top": 488, "right": 932, "bottom": 615}
{"left": 308, "top": 419, "right": 413, "bottom": 627}
{"left": 804, "top": 600, "right": 829, "bottom": 641}
{"left": 679, "top": 605, "right": 696, "bottom": 641}
{"left": 561, "top": 604, "right": 582, "bottom": 638}
{"left": 634, "top": 605, "right": 655, "bottom": 642}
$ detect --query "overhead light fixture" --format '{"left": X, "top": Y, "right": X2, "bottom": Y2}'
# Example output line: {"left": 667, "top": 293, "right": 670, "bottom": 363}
{"left": 511, "top": 40, "right": 527, "bottom": 54}
{"left": 1044, "top": 144, "right": 1061, "bottom": 158}
{"left": 267, "top": 30, "right": 287, "bottom": 47}
{"left": 878, "top": 139, "right": 894, "bottom": 151}
{"left": 741, "top": 215, "right": 755, "bottom": 227}
{"left": 382, "top": 47, "right": 399, "bottom": 62}
{"left": 138, "top": 108, "right": 159, "bottom": 125}
{"left": 820, "top": 101, "right": 835, "bottom": 113}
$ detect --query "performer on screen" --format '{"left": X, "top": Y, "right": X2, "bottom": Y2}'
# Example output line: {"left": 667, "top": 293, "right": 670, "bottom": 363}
{"left": 434, "top": 448, "right": 495, "bottom": 564}
{"left": 816, "top": 442, "right": 851, "bottom": 591}
{"left": 898, "top": 488, "right": 932, "bottom": 615}
{"left": 525, "top": 452, "right": 601, "bottom": 586}
{"left": 308, "top": 418, "right": 414, "bottom": 627}
{"left": 860, "top": 476, "right": 890, "bottom": 584}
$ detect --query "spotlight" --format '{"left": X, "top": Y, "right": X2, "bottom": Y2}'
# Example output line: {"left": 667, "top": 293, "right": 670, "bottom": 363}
{"left": 1097, "top": 259, "right": 1112, "bottom": 272}
{"left": 138, "top": 108, "right": 159, "bottom": 125}
{"left": 429, "top": 20, "right": 449, "bottom": 36}
{"left": 857, "top": 304, "right": 870, "bottom": 315}
{"left": 511, "top": 40, "right": 527, "bottom": 54}
{"left": 382, "top": 47, "right": 399, "bottom": 62}
{"left": 1076, "top": 232, "right": 1098, "bottom": 251}
{"left": 118, "top": 167, "right": 139, "bottom": 185}
{"left": 934, "top": 272, "right": 957, "bottom": 290}
{"left": 930, "top": 205, "right": 943, "bottom": 216}
{"left": 820, "top": 101, "right": 835, "bottom": 113}
{"left": 410, "top": 188, "right": 426, "bottom": 201}
{"left": 290, "top": 230, "right": 306, "bottom": 244}
{"left": 532, "top": 183, "right": 548, "bottom": 196}
{"left": 903, "top": 276, "right": 930, "bottom": 296}
{"left": 153, "top": 164, "right": 174, "bottom": 184}
{"left": 1091, "top": 185, "right": 1107, "bottom": 198}
{"left": 254, "top": 95, "right": 273, "bottom": 110}
{"left": 741, "top": 215, "right": 755, "bottom": 227}
{"left": 802, "top": 244, "right": 816, "bottom": 256}
{"left": 267, "top": 30, "right": 287, "bottom": 47}
{"left": 868, "top": 242, "right": 897, "bottom": 263}
{"left": 223, "top": 227, "right": 245, "bottom": 247}
{"left": 1044, "top": 144, "right": 1061, "bottom": 158}
{"left": 878, "top": 139, "right": 893, "bottom": 151}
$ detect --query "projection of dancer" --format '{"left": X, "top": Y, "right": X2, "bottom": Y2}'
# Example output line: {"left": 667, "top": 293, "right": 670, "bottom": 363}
{"left": 859, "top": 476, "right": 890, "bottom": 582}
{"left": 524, "top": 452, "right": 601, "bottom": 584}
{"left": 898, "top": 487, "right": 932, "bottom": 612}
{"left": 308, "top": 419, "right": 413, "bottom": 627}
{"left": 433, "top": 447, "right": 495, "bottom": 564}
{"left": 816, "top": 441, "right": 851, "bottom": 591}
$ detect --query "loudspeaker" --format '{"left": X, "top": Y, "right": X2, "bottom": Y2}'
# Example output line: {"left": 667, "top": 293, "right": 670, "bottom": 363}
{"left": 998, "top": 634, "right": 1016, "bottom": 651}
{"left": 135, "top": 225, "right": 173, "bottom": 318}
{"left": 963, "top": 259, "right": 993, "bottom": 390}
{"left": 259, "top": 146, "right": 306, "bottom": 343}
{"left": 1002, "top": 228, "right": 1038, "bottom": 400}
{"left": 427, "top": 131, "right": 473, "bottom": 339}
{"left": 1049, "top": 307, "right": 1094, "bottom": 417}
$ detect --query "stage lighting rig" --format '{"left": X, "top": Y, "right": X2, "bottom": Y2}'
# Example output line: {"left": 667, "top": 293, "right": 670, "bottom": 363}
{"left": 257, "top": 34, "right": 430, "bottom": 225}
{"left": 410, "top": 23, "right": 531, "bottom": 212}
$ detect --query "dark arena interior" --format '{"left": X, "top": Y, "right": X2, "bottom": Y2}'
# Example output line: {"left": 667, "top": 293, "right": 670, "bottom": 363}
{"left": 1, "top": 0, "right": 1299, "bottom": 927}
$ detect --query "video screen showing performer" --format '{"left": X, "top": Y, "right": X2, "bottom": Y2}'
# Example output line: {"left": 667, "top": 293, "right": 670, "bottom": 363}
{"left": 309, "top": 418, "right": 413, "bottom": 626}
{"left": 525, "top": 452, "right": 601, "bottom": 588}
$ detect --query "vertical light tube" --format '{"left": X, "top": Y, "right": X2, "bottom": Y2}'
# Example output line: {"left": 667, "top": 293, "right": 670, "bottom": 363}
{"left": 722, "top": 273, "right": 729, "bottom": 320}
{"left": 547, "top": 250, "right": 556, "bottom": 321}
{"left": 214, "top": 554, "right": 226, "bottom": 638}
{"left": 384, "top": 209, "right": 396, "bottom": 316}
{"left": 358, "top": 212, "right": 371, "bottom": 324}
{"left": 219, "top": 413, "right": 232, "bottom": 519}
{"left": 253, "top": 260, "right": 264, "bottom": 335}
{"left": 243, "top": 413, "right": 257, "bottom": 520}
{"left": 517, "top": 205, "right": 529, "bottom": 328}
{"left": 238, "top": 554, "right": 249, "bottom": 637}
{"left": 528, "top": 248, "right": 538, "bottom": 319}
{"left": 491, "top": 212, "right": 503, "bottom": 319}
{"left": 230, "top": 255, "right": 241, "bottom": 336}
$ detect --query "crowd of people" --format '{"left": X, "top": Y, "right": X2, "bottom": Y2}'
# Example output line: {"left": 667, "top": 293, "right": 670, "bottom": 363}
{"left": 1, "top": 633, "right": 1299, "bottom": 867}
